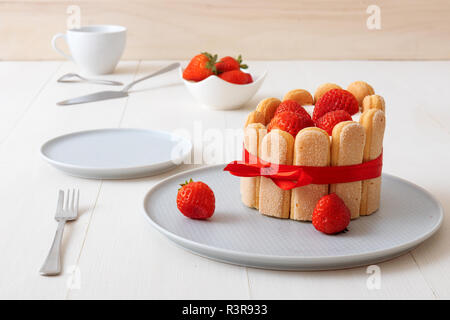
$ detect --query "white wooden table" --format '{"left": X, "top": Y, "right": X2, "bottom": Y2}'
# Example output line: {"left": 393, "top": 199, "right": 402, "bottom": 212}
{"left": 0, "top": 60, "right": 449, "bottom": 299}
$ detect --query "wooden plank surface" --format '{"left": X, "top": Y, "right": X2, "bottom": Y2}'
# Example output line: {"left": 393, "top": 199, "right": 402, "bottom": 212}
{"left": 1, "top": 1, "right": 450, "bottom": 60}
{"left": 0, "top": 61, "right": 139, "bottom": 299}
{"left": 0, "top": 62, "right": 61, "bottom": 143}
{"left": 0, "top": 60, "right": 449, "bottom": 299}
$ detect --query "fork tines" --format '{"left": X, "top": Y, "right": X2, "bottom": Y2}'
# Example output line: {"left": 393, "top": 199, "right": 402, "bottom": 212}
{"left": 56, "top": 189, "right": 79, "bottom": 219}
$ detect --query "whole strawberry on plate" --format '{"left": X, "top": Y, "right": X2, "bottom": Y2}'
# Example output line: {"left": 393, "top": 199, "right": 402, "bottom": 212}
{"left": 267, "top": 111, "right": 313, "bottom": 137}
{"left": 312, "top": 193, "right": 351, "bottom": 235}
{"left": 219, "top": 69, "right": 253, "bottom": 84}
{"left": 215, "top": 55, "right": 248, "bottom": 73}
{"left": 312, "top": 89, "right": 359, "bottom": 121}
{"left": 182, "top": 52, "right": 218, "bottom": 82}
{"left": 177, "top": 179, "right": 215, "bottom": 219}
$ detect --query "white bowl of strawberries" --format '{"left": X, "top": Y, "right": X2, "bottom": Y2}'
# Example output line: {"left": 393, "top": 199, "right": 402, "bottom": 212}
{"left": 181, "top": 52, "right": 266, "bottom": 110}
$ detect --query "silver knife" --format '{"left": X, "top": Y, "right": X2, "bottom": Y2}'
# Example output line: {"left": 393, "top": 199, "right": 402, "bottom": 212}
{"left": 57, "top": 62, "right": 180, "bottom": 106}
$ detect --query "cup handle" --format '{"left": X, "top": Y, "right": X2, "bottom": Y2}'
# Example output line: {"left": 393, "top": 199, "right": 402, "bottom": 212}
{"left": 51, "top": 33, "right": 73, "bottom": 61}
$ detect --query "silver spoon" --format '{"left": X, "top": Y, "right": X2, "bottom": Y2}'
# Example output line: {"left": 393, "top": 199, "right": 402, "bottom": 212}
{"left": 57, "top": 73, "right": 123, "bottom": 86}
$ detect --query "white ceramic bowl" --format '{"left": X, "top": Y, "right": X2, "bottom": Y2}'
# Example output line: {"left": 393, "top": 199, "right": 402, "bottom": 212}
{"left": 180, "top": 67, "right": 266, "bottom": 110}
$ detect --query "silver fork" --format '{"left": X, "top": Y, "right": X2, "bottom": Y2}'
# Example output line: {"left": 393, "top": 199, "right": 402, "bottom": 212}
{"left": 40, "top": 189, "right": 79, "bottom": 276}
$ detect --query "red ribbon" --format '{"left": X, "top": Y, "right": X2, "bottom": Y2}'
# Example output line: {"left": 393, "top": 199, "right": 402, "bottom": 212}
{"left": 223, "top": 148, "right": 383, "bottom": 190}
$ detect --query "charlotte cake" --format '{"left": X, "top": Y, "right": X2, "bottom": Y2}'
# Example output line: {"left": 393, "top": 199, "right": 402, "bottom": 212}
{"left": 239, "top": 82, "right": 385, "bottom": 222}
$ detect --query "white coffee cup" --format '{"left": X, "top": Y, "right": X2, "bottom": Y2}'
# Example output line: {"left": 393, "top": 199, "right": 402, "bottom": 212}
{"left": 52, "top": 25, "right": 127, "bottom": 75}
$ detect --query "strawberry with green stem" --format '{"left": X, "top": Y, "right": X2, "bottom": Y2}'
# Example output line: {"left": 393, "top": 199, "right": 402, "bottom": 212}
{"left": 176, "top": 179, "right": 215, "bottom": 219}
{"left": 215, "top": 55, "right": 248, "bottom": 73}
{"left": 182, "top": 52, "right": 218, "bottom": 82}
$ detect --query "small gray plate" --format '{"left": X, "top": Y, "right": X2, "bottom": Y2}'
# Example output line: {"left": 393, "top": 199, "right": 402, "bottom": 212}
{"left": 143, "top": 165, "right": 443, "bottom": 270}
{"left": 41, "top": 128, "right": 192, "bottom": 179}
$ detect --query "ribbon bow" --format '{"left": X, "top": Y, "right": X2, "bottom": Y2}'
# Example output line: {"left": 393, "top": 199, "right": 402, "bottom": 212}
{"left": 224, "top": 148, "right": 383, "bottom": 191}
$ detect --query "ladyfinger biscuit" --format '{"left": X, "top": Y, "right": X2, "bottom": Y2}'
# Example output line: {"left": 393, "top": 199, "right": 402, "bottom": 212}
{"left": 290, "top": 127, "right": 330, "bottom": 221}
{"left": 283, "top": 89, "right": 314, "bottom": 106}
{"left": 359, "top": 109, "right": 385, "bottom": 215}
{"left": 347, "top": 81, "right": 374, "bottom": 107}
{"left": 330, "top": 121, "right": 366, "bottom": 219}
{"left": 259, "top": 129, "right": 294, "bottom": 218}
{"left": 244, "top": 110, "right": 266, "bottom": 127}
{"left": 240, "top": 123, "right": 267, "bottom": 208}
{"left": 256, "top": 98, "right": 281, "bottom": 124}
{"left": 314, "top": 83, "right": 342, "bottom": 104}
{"left": 362, "top": 94, "right": 385, "bottom": 113}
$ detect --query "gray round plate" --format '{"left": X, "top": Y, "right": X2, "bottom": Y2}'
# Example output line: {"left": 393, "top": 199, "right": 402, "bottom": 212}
{"left": 143, "top": 165, "right": 443, "bottom": 270}
{"left": 41, "top": 128, "right": 192, "bottom": 179}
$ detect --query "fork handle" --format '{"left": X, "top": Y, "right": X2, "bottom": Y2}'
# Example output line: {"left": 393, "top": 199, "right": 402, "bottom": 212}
{"left": 40, "top": 220, "right": 66, "bottom": 276}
